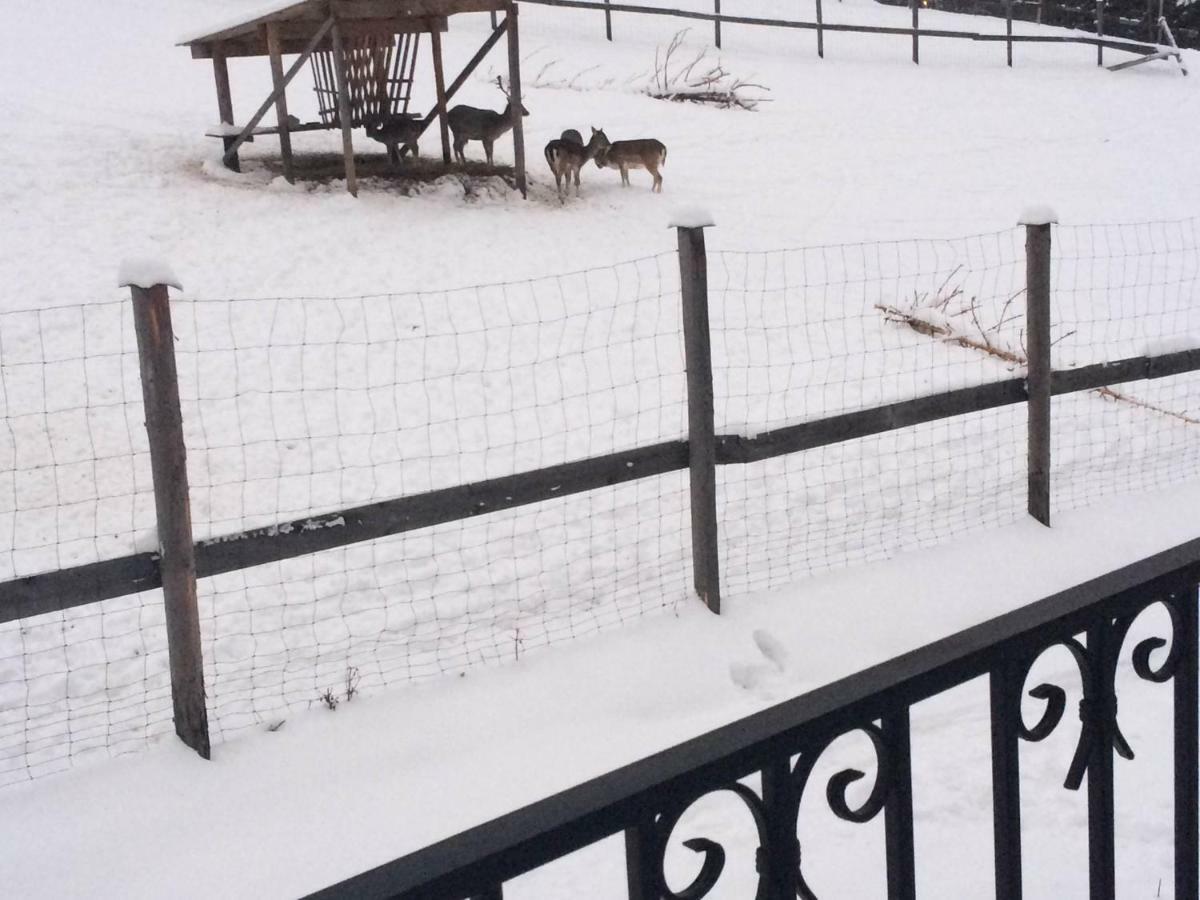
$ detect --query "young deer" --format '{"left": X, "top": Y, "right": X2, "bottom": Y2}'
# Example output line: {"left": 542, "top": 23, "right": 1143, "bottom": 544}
{"left": 447, "top": 77, "right": 529, "bottom": 166}
{"left": 543, "top": 127, "right": 611, "bottom": 200}
{"left": 597, "top": 139, "right": 668, "bottom": 192}
{"left": 365, "top": 116, "right": 422, "bottom": 166}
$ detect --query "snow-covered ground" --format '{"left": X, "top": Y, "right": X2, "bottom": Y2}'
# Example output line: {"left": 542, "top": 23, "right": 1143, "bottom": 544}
{"left": 0, "top": 483, "right": 1194, "bottom": 898}
{"left": 1, "top": 0, "right": 1199, "bottom": 894}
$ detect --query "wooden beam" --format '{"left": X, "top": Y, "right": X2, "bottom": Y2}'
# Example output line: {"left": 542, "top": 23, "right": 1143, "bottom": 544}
{"left": 222, "top": 16, "right": 335, "bottom": 164}
{"left": 505, "top": 2, "right": 527, "bottom": 196}
{"left": 429, "top": 24, "right": 452, "bottom": 163}
{"left": 330, "top": 19, "right": 360, "bottom": 196}
{"left": 130, "top": 283, "right": 211, "bottom": 761}
{"left": 417, "top": 17, "right": 507, "bottom": 138}
{"left": 266, "top": 22, "right": 295, "bottom": 183}
{"left": 1025, "top": 222, "right": 1052, "bottom": 527}
{"left": 212, "top": 52, "right": 240, "bottom": 172}
{"left": 190, "top": 19, "right": 447, "bottom": 59}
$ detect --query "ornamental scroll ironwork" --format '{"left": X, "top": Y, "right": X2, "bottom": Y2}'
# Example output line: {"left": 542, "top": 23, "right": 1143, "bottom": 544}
{"left": 1012, "top": 594, "right": 1185, "bottom": 790}
{"left": 642, "top": 724, "right": 896, "bottom": 899}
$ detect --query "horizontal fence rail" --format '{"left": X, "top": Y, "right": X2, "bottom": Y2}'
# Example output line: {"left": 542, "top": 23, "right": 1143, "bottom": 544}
{"left": 520, "top": 0, "right": 1165, "bottom": 62}
{"left": 303, "top": 539, "right": 1200, "bottom": 899}
{"left": 6, "top": 344, "right": 1200, "bottom": 624}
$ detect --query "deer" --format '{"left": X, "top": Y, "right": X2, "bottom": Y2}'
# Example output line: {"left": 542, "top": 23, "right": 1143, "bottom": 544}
{"left": 447, "top": 77, "right": 529, "bottom": 166}
{"left": 596, "top": 139, "right": 668, "bottom": 192}
{"left": 543, "top": 127, "right": 611, "bottom": 200}
{"left": 364, "top": 115, "right": 422, "bottom": 167}
{"left": 559, "top": 128, "right": 583, "bottom": 146}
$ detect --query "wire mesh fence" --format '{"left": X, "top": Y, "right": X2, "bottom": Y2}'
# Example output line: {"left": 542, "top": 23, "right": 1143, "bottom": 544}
{"left": 3, "top": 218, "right": 1200, "bottom": 787}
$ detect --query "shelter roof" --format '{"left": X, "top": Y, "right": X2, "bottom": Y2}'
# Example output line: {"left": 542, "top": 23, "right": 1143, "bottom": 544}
{"left": 180, "top": 0, "right": 500, "bottom": 58}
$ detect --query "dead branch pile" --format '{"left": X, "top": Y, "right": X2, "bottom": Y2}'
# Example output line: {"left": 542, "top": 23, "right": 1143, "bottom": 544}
{"left": 648, "top": 30, "right": 770, "bottom": 110}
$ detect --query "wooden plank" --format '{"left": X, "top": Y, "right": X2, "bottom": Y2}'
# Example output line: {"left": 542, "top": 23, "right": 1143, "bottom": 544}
{"left": 417, "top": 17, "right": 507, "bottom": 138}
{"left": 1051, "top": 348, "right": 1200, "bottom": 394}
{"left": 0, "top": 440, "right": 688, "bottom": 621}
{"left": 266, "top": 22, "right": 295, "bottom": 183}
{"left": 330, "top": 19, "right": 360, "bottom": 196}
{"left": 130, "top": 284, "right": 211, "bottom": 761}
{"left": 1025, "top": 222, "right": 1052, "bottom": 527}
{"left": 190, "top": 20, "right": 447, "bottom": 59}
{"left": 677, "top": 225, "right": 720, "bottom": 614}
{"left": 221, "top": 17, "right": 335, "bottom": 164}
{"left": 0, "top": 553, "right": 159, "bottom": 625}
{"left": 212, "top": 52, "right": 240, "bottom": 172}
{"left": 716, "top": 379, "right": 1029, "bottom": 465}
{"left": 429, "top": 24, "right": 452, "bottom": 163}
{"left": 193, "top": 440, "right": 688, "bottom": 578}
{"left": 505, "top": 3, "right": 527, "bottom": 196}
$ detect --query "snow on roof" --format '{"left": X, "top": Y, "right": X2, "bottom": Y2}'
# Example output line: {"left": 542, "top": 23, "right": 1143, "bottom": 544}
{"left": 176, "top": 0, "right": 313, "bottom": 46}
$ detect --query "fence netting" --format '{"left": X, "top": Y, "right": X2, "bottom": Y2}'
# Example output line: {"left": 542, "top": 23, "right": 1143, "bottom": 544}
{"left": 711, "top": 232, "right": 1030, "bottom": 593}
{"left": 4, "top": 220, "right": 1200, "bottom": 786}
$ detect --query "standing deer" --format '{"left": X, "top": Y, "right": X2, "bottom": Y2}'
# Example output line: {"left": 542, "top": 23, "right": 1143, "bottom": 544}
{"left": 596, "top": 139, "right": 668, "bottom": 192}
{"left": 543, "top": 127, "right": 611, "bottom": 200}
{"left": 447, "top": 77, "right": 529, "bottom": 166}
{"left": 365, "top": 116, "right": 422, "bottom": 166}
{"left": 559, "top": 128, "right": 583, "bottom": 146}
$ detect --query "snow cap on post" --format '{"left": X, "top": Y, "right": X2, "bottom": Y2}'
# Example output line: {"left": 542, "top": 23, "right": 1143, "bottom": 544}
{"left": 1018, "top": 205, "right": 1058, "bottom": 226}
{"left": 668, "top": 207, "right": 716, "bottom": 229}
{"left": 118, "top": 258, "right": 183, "bottom": 291}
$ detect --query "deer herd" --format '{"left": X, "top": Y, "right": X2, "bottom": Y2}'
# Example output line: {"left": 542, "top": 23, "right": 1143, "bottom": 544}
{"left": 365, "top": 79, "right": 667, "bottom": 201}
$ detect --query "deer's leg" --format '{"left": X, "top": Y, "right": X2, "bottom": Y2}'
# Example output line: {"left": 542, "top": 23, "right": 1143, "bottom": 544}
{"left": 619, "top": 164, "right": 630, "bottom": 187}
{"left": 483, "top": 139, "right": 495, "bottom": 166}
{"left": 452, "top": 136, "right": 465, "bottom": 164}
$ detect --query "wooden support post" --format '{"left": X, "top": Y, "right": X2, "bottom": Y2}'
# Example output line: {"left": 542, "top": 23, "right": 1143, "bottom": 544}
{"left": 429, "top": 26, "right": 452, "bottom": 165}
{"left": 491, "top": 9, "right": 498, "bottom": 28}
{"left": 1097, "top": 0, "right": 1105, "bottom": 66}
{"left": 330, "top": 20, "right": 359, "bottom": 197}
{"left": 604, "top": 0, "right": 613, "bottom": 41}
{"left": 127, "top": 280, "right": 211, "bottom": 761}
{"left": 505, "top": 4, "right": 527, "bottom": 197}
{"left": 912, "top": 0, "right": 920, "bottom": 64}
{"left": 1023, "top": 215, "right": 1054, "bottom": 527}
{"left": 417, "top": 18, "right": 508, "bottom": 139}
{"left": 714, "top": 0, "right": 722, "bottom": 48}
{"left": 212, "top": 52, "right": 239, "bottom": 173}
{"left": 816, "top": 0, "right": 825, "bottom": 58}
{"left": 266, "top": 22, "right": 295, "bottom": 184}
{"left": 676, "top": 223, "right": 720, "bottom": 614}
{"left": 1006, "top": 0, "right": 1014, "bottom": 66}
{"left": 1176, "top": 587, "right": 1199, "bottom": 900}
{"left": 221, "top": 17, "right": 334, "bottom": 166}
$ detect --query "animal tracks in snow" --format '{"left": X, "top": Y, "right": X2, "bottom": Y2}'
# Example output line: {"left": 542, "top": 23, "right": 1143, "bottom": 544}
{"left": 729, "top": 628, "right": 792, "bottom": 698}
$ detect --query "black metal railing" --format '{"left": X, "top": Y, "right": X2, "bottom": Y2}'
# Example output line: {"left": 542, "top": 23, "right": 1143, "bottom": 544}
{"left": 304, "top": 537, "right": 1199, "bottom": 900}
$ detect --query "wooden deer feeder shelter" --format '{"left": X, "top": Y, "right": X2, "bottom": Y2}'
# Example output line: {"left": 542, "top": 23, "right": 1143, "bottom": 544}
{"left": 180, "top": 0, "right": 527, "bottom": 196}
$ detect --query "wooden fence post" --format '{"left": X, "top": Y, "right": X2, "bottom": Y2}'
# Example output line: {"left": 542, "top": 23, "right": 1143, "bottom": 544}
{"left": 1096, "top": 0, "right": 1105, "bottom": 65}
{"left": 1006, "top": 0, "right": 1014, "bottom": 66}
{"left": 816, "top": 0, "right": 825, "bottom": 58}
{"left": 604, "top": 0, "right": 613, "bottom": 41}
{"left": 715, "top": 0, "right": 722, "bottom": 48}
{"left": 911, "top": 0, "right": 920, "bottom": 64}
{"left": 124, "top": 269, "right": 211, "bottom": 760}
{"left": 1022, "top": 211, "right": 1055, "bottom": 527}
{"left": 675, "top": 220, "right": 721, "bottom": 614}
{"left": 505, "top": 2, "right": 528, "bottom": 197}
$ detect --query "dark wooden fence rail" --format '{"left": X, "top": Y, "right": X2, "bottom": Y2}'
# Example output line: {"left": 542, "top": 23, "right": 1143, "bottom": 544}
{"left": 518, "top": 0, "right": 1165, "bottom": 66}
{"left": 4, "top": 220, "right": 1200, "bottom": 763}
{"left": 301, "top": 539, "right": 1200, "bottom": 900}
